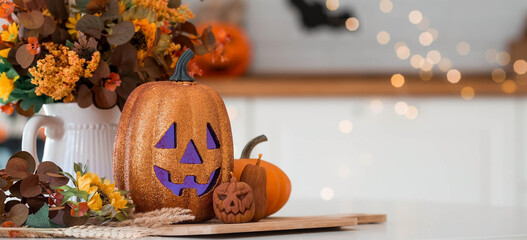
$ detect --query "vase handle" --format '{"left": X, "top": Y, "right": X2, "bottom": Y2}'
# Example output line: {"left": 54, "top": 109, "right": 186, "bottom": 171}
{"left": 22, "top": 115, "right": 64, "bottom": 167}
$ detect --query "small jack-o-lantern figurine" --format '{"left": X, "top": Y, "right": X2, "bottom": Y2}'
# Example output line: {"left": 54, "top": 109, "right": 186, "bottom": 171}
{"left": 213, "top": 173, "right": 255, "bottom": 224}
{"left": 113, "top": 49, "right": 233, "bottom": 222}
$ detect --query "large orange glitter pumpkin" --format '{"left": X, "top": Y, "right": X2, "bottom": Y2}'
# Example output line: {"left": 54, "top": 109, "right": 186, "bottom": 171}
{"left": 113, "top": 50, "right": 233, "bottom": 222}
{"left": 194, "top": 22, "right": 251, "bottom": 77}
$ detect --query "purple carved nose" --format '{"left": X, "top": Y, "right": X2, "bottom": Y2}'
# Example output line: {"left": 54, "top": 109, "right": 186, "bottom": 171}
{"left": 180, "top": 140, "right": 203, "bottom": 164}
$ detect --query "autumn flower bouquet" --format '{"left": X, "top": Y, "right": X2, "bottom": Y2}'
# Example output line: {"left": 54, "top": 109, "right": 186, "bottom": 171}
{"left": 0, "top": 0, "right": 219, "bottom": 116}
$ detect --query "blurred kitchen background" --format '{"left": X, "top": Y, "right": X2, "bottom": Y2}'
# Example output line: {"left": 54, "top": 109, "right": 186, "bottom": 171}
{"left": 3, "top": 0, "right": 527, "bottom": 211}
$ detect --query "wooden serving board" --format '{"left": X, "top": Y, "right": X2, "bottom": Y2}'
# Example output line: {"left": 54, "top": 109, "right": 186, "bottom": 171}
{"left": 153, "top": 213, "right": 386, "bottom": 236}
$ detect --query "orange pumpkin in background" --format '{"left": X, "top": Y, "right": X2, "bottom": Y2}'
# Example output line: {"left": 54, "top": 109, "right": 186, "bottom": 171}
{"left": 233, "top": 135, "right": 291, "bottom": 217}
{"left": 194, "top": 22, "right": 251, "bottom": 77}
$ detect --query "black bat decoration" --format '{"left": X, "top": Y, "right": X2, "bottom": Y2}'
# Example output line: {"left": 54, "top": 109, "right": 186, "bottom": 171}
{"left": 288, "top": 0, "right": 355, "bottom": 30}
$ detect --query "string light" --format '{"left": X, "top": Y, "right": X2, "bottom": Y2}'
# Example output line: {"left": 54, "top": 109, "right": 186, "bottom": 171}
{"left": 391, "top": 73, "right": 405, "bottom": 87}
{"left": 496, "top": 51, "right": 510, "bottom": 66}
{"left": 417, "top": 17, "right": 430, "bottom": 30}
{"left": 502, "top": 80, "right": 517, "bottom": 94}
{"left": 447, "top": 69, "right": 461, "bottom": 83}
{"left": 491, "top": 68, "right": 506, "bottom": 83}
{"left": 485, "top": 49, "right": 498, "bottom": 63}
{"left": 326, "top": 0, "right": 339, "bottom": 11}
{"left": 345, "top": 17, "right": 359, "bottom": 31}
{"left": 456, "top": 42, "right": 471, "bottom": 56}
{"left": 426, "top": 50, "right": 441, "bottom": 64}
{"left": 419, "top": 32, "right": 434, "bottom": 46}
{"left": 379, "top": 0, "right": 393, "bottom": 13}
{"left": 339, "top": 120, "right": 353, "bottom": 133}
{"left": 408, "top": 10, "right": 423, "bottom": 24}
{"left": 405, "top": 106, "right": 418, "bottom": 119}
{"left": 396, "top": 46, "right": 410, "bottom": 60}
{"left": 513, "top": 59, "right": 527, "bottom": 74}
{"left": 438, "top": 58, "right": 452, "bottom": 72}
{"left": 410, "top": 54, "right": 424, "bottom": 69}
{"left": 394, "top": 101, "right": 408, "bottom": 115}
{"left": 377, "top": 31, "right": 390, "bottom": 45}
{"left": 320, "top": 187, "right": 334, "bottom": 201}
{"left": 419, "top": 70, "right": 433, "bottom": 81}
{"left": 461, "top": 87, "right": 475, "bottom": 100}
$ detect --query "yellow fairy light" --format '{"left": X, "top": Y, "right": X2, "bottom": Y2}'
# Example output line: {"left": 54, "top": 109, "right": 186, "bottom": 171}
{"left": 408, "top": 10, "right": 422, "bottom": 24}
{"left": 417, "top": 17, "right": 430, "bottom": 30}
{"left": 426, "top": 28, "right": 438, "bottom": 40}
{"left": 491, "top": 68, "right": 506, "bottom": 83}
{"left": 485, "top": 49, "right": 498, "bottom": 63}
{"left": 513, "top": 59, "right": 527, "bottom": 74}
{"left": 345, "top": 17, "right": 359, "bottom": 31}
{"left": 377, "top": 31, "right": 390, "bottom": 45}
{"left": 496, "top": 51, "right": 510, "bottom": 66}
{"left": 410, "top": 54, "right": 424, "bottom": 69}
{"left": 396, "top": 46, "right": 410, "bottom": 60}
{"left": 379, "top": 0, "right": 393, "bottom": 13}
{"left": 456, "top": 42, "right": 471, "bottom": 56}
{"left": 426, "top": 50, "right": 441, "bottom": 64}
{"left": 419, "top": 70, "right": 433, "bottom": 81}
{"left": 394, "top": 101, "right": 408, "bottom": 115}
{"left": 438, "top": 58, "right": 452, "bottom": 72}
{"left": 460, "top": 86, "right": 475, "bottom": 100}
{"left": 447, "top": 69, "right": 461, "bottom": 83}
{"left": 419, "top": 32, "right": 434, "bottom": 46}
{"left": 391, "top": 73, "right": 405, "bottom": 88}
{"left": 502, "top": 80, "right": 517, "bottom": 94}
{"left": 405, "top": 106, "right": 418, "bottom": 119}
{"left": 326, "top": 0, "right": 339, "bottom": 11}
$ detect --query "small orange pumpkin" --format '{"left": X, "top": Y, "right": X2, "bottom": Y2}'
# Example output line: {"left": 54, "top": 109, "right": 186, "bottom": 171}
{"left": 233, "top": 135, "right": 291, "bottom": 217}
{"left": 194, "top": 22, "right": 251, "bottom": 77}
{"left": 113, "top": 50, "right": 233, "bottom": 222}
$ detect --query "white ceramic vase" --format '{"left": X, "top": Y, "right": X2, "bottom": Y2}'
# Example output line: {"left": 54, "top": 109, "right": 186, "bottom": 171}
{"left": 21, "top": 103, "right": 120, "bottom": 179}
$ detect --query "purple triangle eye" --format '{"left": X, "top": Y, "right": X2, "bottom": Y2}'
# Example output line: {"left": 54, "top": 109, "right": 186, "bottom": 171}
{"left": 207, "top": 123, "right": 220, "bottom": 149}
{"left": 156, "top": 123, "right": 176, "bottom": 149}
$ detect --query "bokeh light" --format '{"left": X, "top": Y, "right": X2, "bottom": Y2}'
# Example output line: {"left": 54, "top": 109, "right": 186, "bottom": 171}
{"left": 394, "top": 101, "right": 408, "bottom": 115}
{"left": 426, "top": 28, "right": 438, "bottom": 40}
{"left": 461, "top": 87, "right": 475, "bottom": 100}
{"left": 339, "top": 120, "right": 353, "bottom": 133}
{"left": 379, "top": 0, "right": 393, "bottom": 13}
{"left": 345, "top": 17, "right": 359, "bottom": 31}
{"left": 447, "top": 69, "right": 461, "bottom": 83}
{"left": 370, "top": 100, "right": 383, "bottom": 114}
{"left": 391, "top": 73, "right": 405, "bottom": 87}
{"left": 326, "top": 0, "right": 339, "bottom": 11}
{"left": 456, "top": 42, "right": 471, "bottom": 56}
{"left": 405, "top": 106, "right": 418, "bottom": 119}
{"left": 496, "top": 51, "right": 511, "bottom": 66}
{"left": 502, "top": 80, "right": 517, "bottom": 94}
{"left": 491, "top": 68, "right": 506, "bottom": 83}
{"left": 513, "top": 59, "right": 527, "bottom": 74}
{"left": 408, "top": 10, "right": 423, "bottom": 24}
{"left": 410, "top": 54, "right": 424, "bottom": 69}
{"left": 419, "top": 32, "right": 434, "bottom": 46}
{"left": 417, "top": 17, "right": 430, "bottom": 30}
{"left": 485, "top": 49, "right": 498, "bottom": 63}
{"left": 426, "top": 50, "right": 441, "bottom": 64}
{"left": 419, "top": 70, "right": 433, "bottom": 81}
{"left": 438, "top": 58, "right": 452, "bottom": 72}
{"left": 320, "top": 187, "right": 334, "bottom": 201}
{"left": 396, "top": 45, "right": 410, "bottom": 60}
{"left": 377, "top": 31, "right": 390, "bottom": 45}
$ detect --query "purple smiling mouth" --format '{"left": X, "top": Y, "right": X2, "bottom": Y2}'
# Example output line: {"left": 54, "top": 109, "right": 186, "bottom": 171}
{"left": 154, "top": 165, "right": 221, "bottom": 196}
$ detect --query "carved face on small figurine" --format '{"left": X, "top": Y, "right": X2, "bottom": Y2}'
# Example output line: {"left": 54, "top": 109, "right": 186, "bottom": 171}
{"left": 213, "top": 177, "right": 255, "bottom": 224}
{"left": 113, "top": 50, "right": 234, "bottom": 222}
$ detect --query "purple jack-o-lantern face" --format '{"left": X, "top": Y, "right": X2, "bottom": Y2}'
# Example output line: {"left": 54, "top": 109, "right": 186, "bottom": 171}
{"left": 153, "top": 122, "right": 222, "bottom": 196}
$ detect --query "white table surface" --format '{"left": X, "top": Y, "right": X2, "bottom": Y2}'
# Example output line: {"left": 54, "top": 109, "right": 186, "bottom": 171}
{"left": 155, "top": 199, "right": 527, "bottom": 240}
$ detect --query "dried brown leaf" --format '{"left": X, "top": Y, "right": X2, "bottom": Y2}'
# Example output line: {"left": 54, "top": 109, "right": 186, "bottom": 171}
{"left": 181, "top": 21, "right": 197, "bottom": 36}
{"left": 51, "top": 27, "right": 69, "bottom": 43}
{"left": 16, "top": 45, "right": 35, "bottom": 69}
{"left": 111, "top": 43, "right": 137, "bottom": 74}
{"left": 76, "top": 14, "right": 104, "bottom": 39}
{"left": 9, "top": 151, "right": 36, "bottom": 173}
{"left": 108, "top": 21, "right": 135, "bottom": 45}
{"left": 26, "top": 0, "right": 46, "bottom": 10}
{"left": 167, "top": 0, "right": 180, "bottom": 8}
{"left": 46, "top": 0, "right": 68, "bottom": 19}
{"left": 143, "top": 57, "right": 163, "bottom": 78}
{"left": 26, "top": 197, "right": 46, "bottom": 214}
{"left": 8, "top": 204, "right": 29, "bottom": 227}
{"left": 93, "top": 85, "right": 117, "bottom": 109}
{"left": 77, "top": 85, "right": 93, "bottom": 108}
{"left": 86, "top": 0, "right": 109, "bottom": 13}
{"left": 5, "top": 158, "right": 31, "bottom": 179}
{"left": 5, "top": 200, "right": 21, "bottom": 212}
{"left": 90, "top": 61, "right": 110, "bottom": 83}
{"left": 20, "top": 174, "right": 42, "bottom": 198}
{"left": 18, "top": 11, "right": 44, "bottom": 29}
{"left": 39, "top": 16, "right": 56, "bottom": 37}
{"left": 100, "top": 0, "right": 119, "bottom": 21}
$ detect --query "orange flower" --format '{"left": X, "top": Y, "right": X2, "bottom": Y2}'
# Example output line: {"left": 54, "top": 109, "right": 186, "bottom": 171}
{"left": 159, "top": 20, "right": 171, "bottom": 34}
{"left": 70, "top": 202, "right": 89, "bottom": 217}
{"left": 1, "top": 221, "right": 19, "bottom": 238}
{"left": 26, "top": 37, "right": 40, "bottom": 55}
{"left": 1, "top": 221, "right": 14, "bottom": 227}
{"left": 104, "top": 72, "right": 121, "bottom": 91}
{"left": 0, "top": 1, "right": 14, "bottom": 19}
{"left": 0, "top": 103, "right": 13, "bottom": 115}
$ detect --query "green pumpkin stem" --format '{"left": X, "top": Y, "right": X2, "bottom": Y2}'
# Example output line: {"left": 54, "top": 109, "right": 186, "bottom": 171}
{"left": 240, "top": 135, "right": 268, "bottom": 159}
{"left": 170, "top": 49, "right": 195, "bottom": 82}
